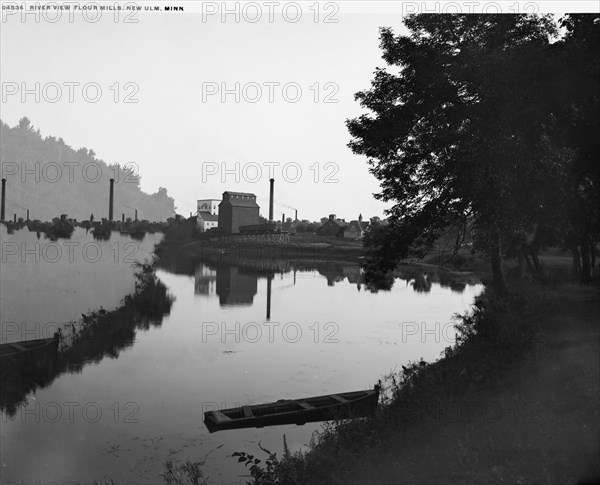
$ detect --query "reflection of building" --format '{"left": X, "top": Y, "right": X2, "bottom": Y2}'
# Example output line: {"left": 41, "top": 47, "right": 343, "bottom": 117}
{"left": 218, "top": 192, "right": 260, "bottom": 234}
{"left": 216, "top": 265, "right": 258, "bottom": 305}
{"left": 197, "top": 211, "right": 219, "bottom": 232}
{"left": 197, "top": 199, "right": 220, "bottom": 216}
{"left": 195, "top": 263, "right": 217, "bottom": 295}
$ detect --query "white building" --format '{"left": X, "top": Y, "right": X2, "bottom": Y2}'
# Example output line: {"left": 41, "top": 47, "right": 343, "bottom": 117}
{"left": 197, "top": 199, "right": 220, "bottom": 216}
{"left": 197, "top": 211, "right": 219, "bottom": 232}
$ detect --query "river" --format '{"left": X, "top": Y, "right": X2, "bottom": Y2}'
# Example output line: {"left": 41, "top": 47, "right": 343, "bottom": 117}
{"left": 0, "top": 227, "right": 482, "bottom": 483}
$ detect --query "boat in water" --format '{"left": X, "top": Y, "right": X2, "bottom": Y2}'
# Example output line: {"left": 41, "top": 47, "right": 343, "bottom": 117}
{"left": 204, "top": 384, "right": 380, "bottom": 433}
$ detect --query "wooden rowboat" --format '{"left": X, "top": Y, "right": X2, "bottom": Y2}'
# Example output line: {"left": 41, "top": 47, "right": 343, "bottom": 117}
{"left": 0, "top": 334, "right": 60, "bottom": 359}
{"left": 204, "top": 385, "right": 380, "bottom": 433}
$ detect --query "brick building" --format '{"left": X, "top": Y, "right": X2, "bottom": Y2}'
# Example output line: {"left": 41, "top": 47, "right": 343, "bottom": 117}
{"left": 218, "top": 191, "right": 260, "bottom": 234}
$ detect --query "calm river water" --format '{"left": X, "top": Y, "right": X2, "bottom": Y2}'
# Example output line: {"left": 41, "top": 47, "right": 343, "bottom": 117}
{"left": 0, "top": 227, "right": 482, "bottom": 484}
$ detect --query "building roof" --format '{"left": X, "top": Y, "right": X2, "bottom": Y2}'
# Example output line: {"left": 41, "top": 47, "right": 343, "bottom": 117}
{"left": 324, "top": 218, "right": 346, "bottom": 227}
{"left": 223, "top": 191, "right": 256, "bottom": 197}
{"left": 198, "top": 211, "right": 219, "bottom": 221}
{"left": 346, "top": 220, "right": 370, "bottom": 232}
{"left": 221, "top": 192, "right": 259, "bottom": 208}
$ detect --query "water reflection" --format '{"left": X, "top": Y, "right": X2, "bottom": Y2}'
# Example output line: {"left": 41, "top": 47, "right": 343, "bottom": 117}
{"left": 2, "top": 239, "right": 482, "bottom": 484}
{"left": 157, "top": 245, "right": 479, "bottom": 304}
{"left": 0, "top": 264, "right": 173, "bottom": 417}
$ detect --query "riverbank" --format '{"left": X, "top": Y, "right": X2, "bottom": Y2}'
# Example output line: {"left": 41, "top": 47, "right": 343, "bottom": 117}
{"left": 270, "top": 259, "right": 599, "bottom": 484}
{"left": 160, "top": 232, "right": 366, "bottom": 263}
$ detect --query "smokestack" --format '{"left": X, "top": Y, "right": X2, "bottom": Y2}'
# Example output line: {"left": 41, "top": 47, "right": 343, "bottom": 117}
{"left": 282, "top": 213, "right": 285, "bottom": 226}
{"left": 135, "top": 209, "right": 138, "bottom": 222}
{"left": 13, "top": 213, "right": 16, "bottom": 223}
{"left": 0, "top": 178, "right": 5, "bottom": 222}
{"left": 27, "top": 209, "right": 29, "bottom": 221}
{"left": 122, "top": 213, "right": 125, "bottom": 223}
{"left": 109, "top": 178, "right": 115, "bottom": 221}
{"left": 269, "top": 178, "right": 274, "bottom": 222}
{"left": 295, "top": 209, "right": 298, "bottom": 222}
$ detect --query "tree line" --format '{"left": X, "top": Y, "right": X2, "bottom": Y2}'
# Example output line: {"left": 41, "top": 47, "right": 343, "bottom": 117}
{"left": 0, "top": 118, "right": 175, "bottom": 223}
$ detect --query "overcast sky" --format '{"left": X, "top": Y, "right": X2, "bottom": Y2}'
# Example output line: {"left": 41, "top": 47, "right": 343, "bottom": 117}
{"left": 0, "top": 1, "right": 594, "bottom": 221}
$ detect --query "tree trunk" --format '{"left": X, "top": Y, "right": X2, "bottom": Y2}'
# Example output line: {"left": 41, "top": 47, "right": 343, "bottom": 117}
{"left": 490, "top": 227, "right": 508, "bottom": 295}
{"left": 571, "top": 244, "right": 581, "bottom": 279}
{"left": 531, "top": 249, "right": 544, "bottom": 278}
{"left": 517, "top": 246, "right": 526, "bottom": 278}
{"left": 580, "top": 233, "right": 592, "bottom": 284}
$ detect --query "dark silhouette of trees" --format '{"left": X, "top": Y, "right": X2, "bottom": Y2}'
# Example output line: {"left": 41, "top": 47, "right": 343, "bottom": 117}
{"left": 348, "top": 14, "right": 599, "bottom": 291}
{"left": 0, "top": 119, "right": 175, "bottom": 222}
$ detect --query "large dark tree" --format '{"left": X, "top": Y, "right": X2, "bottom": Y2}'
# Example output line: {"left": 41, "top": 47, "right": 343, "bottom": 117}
{"left": 348, "top": 14, "right": 567, "bottom": 293}
{"left": 551, "top": 15, "right": 600, "bottom": 283}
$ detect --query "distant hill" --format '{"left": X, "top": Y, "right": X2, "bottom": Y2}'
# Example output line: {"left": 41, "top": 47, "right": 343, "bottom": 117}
{"left": 0, "top": 118, "right": 175, "bottom": 222}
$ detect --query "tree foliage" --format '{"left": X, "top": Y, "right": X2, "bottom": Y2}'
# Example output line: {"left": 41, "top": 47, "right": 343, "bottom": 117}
{"left": 348, "top": 14, "right": 599, "bottom": 289}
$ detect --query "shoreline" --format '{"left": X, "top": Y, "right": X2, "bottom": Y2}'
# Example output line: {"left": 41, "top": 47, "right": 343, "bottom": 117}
{"left": 262, "top": 258, "right": 600, "bottom": 484}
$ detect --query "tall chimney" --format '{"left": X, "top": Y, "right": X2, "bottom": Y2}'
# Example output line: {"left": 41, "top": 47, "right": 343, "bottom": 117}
{"left": 0, "top": 178, "right": 5, "bottom": 222}
{"left": 27, "top": 209, "right": 29, "bottom": 221}
{"left": 109, "top": 178, "right": 115, "bottom": 221}
{"left": 269, "top": 178, "right": 274, "bottom": 222}
{"left": 13, "top": 213, "right": 16, "bottom": 223}
{"left": 135, "top": 209, "right": 138, "bottom": 222}
{"left": 295, "top": 209, "right": 298, "bottom": 222}
{"left": 122, "top": 213, "right": 125, "bottom": 223}
{"left": 282, "top": 213, "right": 285, "bottom": 226}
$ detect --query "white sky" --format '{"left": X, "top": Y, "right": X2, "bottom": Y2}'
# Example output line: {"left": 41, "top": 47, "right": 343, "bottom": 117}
{"left": 1, "top": 1, "right": 597, "bottom": 220}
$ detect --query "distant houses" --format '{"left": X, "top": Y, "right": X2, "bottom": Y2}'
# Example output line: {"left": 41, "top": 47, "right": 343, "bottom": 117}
{"left": 316, "top": 214, "right": 346, "bottom": 237}
{"left": 344, "top": 215, "right": 370, "bottom": 240}
{"left": 316, "top": 213, "right": 371, "bottom": 240}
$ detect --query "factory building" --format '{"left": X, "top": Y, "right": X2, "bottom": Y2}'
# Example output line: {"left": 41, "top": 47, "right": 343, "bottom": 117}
{"left": 218, "top": 191, "right": 260, "bottom": 234}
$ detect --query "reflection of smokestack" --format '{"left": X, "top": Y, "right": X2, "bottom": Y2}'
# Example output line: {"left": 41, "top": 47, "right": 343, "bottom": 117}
{"left": 269, "top": 178, "right": 274, "bottom": 222}
{"left": 109, "top": 178, "right": 115, "bottom": 221}
{"left": 266, "top": 275, "right": 272, "bottom": 320}
{"left": 295, "top": 209, "right": 298, "bottom": 222}
{"left": 1, "top": 178, "right": 5, "bottom": 222}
